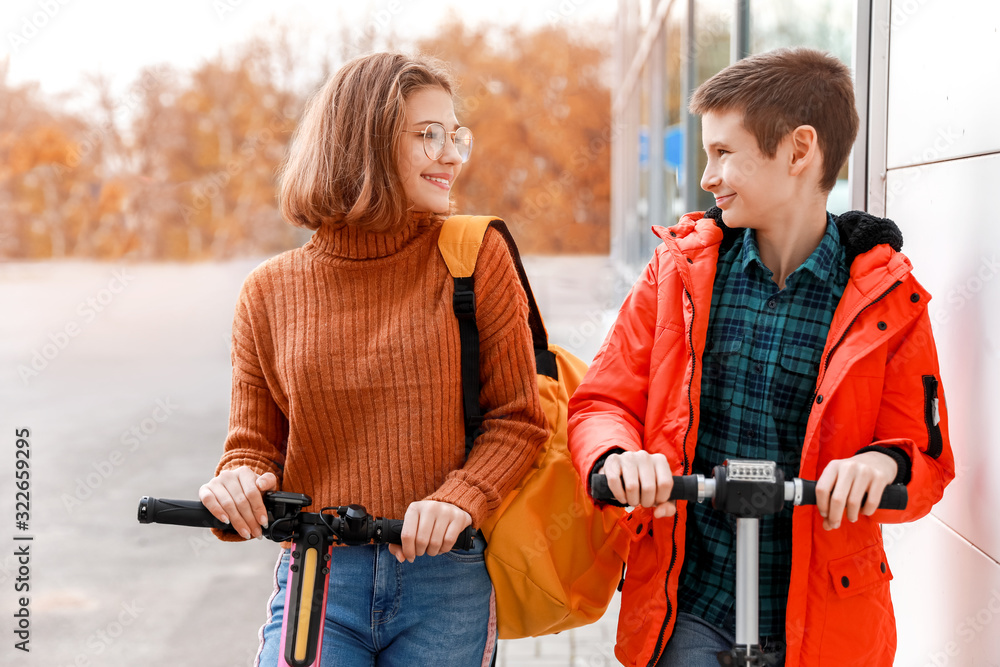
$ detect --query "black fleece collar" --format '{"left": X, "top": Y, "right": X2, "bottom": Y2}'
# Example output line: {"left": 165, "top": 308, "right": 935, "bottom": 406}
{"left": 705, "top": 206, "right": 903, "bottom": 267}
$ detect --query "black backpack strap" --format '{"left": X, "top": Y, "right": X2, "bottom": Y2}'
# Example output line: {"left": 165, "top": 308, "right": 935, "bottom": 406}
{"left": 452, "top": 274, "right": 483, "bottom": 457}
{"left": 482, "top": 221, "right": 558, "bottom": 382}
{"left": 442, "top": 217, "right": 557, "bottom": 458}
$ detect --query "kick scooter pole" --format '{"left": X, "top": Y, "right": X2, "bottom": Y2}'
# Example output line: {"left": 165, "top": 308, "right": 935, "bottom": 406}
{"left": 592, "top": 459, "right": 907, "bottom": 666}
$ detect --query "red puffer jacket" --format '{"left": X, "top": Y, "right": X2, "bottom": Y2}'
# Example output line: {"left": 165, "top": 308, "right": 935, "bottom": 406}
{"left": 568, "top": 210, "right": 955, "bottom": 667}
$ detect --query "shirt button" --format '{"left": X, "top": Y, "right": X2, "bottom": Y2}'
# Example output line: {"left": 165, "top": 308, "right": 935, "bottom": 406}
{"left": 754, "top": 363, "right": 764, "bottom": 374}
{"left": 767, "top": 299, "right": 777, "bottom": 309}
{"left": 747, "top": 429, "right": 756, "bottom": 439}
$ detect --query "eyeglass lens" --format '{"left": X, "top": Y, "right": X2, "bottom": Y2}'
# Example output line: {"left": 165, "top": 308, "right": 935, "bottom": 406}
{"left": 424, "top": 124, "right": 473, "bottom": 163}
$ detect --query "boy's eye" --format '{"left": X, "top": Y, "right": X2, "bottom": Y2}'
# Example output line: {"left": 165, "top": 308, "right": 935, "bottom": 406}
{"left": 717, "top": 149, "right": 729, "bottom": 156}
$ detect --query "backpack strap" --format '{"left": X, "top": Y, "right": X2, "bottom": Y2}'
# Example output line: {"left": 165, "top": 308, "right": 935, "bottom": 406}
{"left": 439, "top": 216, "right": 557, "bottom": 457}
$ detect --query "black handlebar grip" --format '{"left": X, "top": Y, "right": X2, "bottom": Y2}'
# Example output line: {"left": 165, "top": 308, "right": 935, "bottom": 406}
{"left": 669, "top": 475, "right": 701, "bottom": 502}
{"left": 590, "top": 474, "right": 626, "bottom": 506}
{"left": 138, "top": 497, "right": 233, "bottom": 532}
{"left": 799, "top": 481, "right": 818, "bottom": 507}
{"left": 877, "top": 484, "right": 908, "bottom": 510}
{"left": 796, "top": 482, "right": 908, "bottom": 510}
{"left": 381, "top": 519, "right": 404, "bottom": 545}
{"left": 379, "top": 520, "right": 478, "bottom": 551}
{"left": 590, "top": 474, "right": 698, "bottom": 505}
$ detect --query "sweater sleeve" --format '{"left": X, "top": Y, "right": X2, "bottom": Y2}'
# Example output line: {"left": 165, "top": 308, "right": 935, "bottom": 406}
{"left": 426, "top": 228, "right": 549, "bottom": 527}
{"left": 212, "top": 273, "right": 289, "bottom": 541}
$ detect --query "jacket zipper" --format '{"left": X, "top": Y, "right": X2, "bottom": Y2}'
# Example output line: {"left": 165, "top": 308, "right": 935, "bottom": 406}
{"left": 813, "top": 281, "right": 902, "bottom": 402}
{"left": 646, "top": 286, "right": 696, "bottom": 667}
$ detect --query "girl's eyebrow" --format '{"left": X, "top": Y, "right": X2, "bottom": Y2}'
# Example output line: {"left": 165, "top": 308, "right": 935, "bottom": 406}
{"left": 413, "top": 119, "right": 461, "bottom": 130}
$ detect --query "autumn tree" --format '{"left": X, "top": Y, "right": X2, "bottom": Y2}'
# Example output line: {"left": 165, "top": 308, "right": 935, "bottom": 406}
{"left": 0, "top": 60, "right": 114, "bottom": 259}
{"left": 0, "top": 19, "right": 611, "bottom": 260}
{"left": 418, "top": 19, "right": 611, "bottom": 254}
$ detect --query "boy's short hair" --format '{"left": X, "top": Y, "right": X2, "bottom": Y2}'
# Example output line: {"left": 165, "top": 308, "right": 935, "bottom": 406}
{"left": 279, "top": 52, "right": 455, "bottom": 232}
{"left": 689, "top": 48, "right": 859, "bottom": 192}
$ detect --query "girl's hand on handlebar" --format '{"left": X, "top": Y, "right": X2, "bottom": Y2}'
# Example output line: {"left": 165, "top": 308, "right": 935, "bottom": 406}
{"left": 198, "top": 467, "right": 278, "bottom": 540}
{"left": 389, "top": 500, "right": 473, "bottom": 563}
{"left": 599, "top": 451, "right": 676, "bottom": 518}
{"left": 815, "top": 452, "right": 898, "bottom": 530}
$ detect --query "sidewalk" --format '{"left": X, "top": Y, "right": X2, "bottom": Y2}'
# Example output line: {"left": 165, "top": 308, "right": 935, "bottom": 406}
{"left": 0, "top": 255, "right": 626, "bottom": 666}
{"left": 495, "top": 595, "right": 621, "bottom": 667}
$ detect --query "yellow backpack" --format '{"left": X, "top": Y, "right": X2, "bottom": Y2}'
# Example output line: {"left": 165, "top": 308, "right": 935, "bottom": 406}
{"left": 438, "top": 215, "right": 631, "bottom": 639}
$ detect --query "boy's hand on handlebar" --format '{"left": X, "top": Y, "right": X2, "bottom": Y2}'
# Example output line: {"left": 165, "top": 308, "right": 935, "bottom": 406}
{"left": 815, "top": 452, "right": 898, "bottom": 530}
{"left": 389, "top": 501, "right": 473, "bottom": 563}
{"left": 599, "top": 451, "right": 676, "bottom": 518}
{"left": 198, "top": 467, "right": 277, "bottom": 540}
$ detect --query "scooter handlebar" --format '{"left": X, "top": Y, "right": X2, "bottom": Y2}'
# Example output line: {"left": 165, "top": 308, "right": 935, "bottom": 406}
{"left": 590, "top": 474, "right": 908, "bottom": 510}
{"left": 377, "top": 519, "right": 477, "bottom": 551}
{"left": 589, "top": 474, "right": 700, "bottom": 506}
{"left": 137, "top": 496, "right": 231, "bottom": 531}
{"left": 797, "top": 480, "right": 908, "bottom": 511}
{"left": 138, "top": 496, "right": 478, "bottom": 549}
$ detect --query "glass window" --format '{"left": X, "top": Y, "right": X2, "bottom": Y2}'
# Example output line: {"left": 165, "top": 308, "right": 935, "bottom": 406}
{"left": 750, "top": 0, "right": 856, "bottom": 213}
{"left": 636, "top": 62, "right": 652, "bottom": 267}
{"left": 663, "top": 1, "right": 685, "bottom": 228}
{"left": 691, "top": 0, "right": 733, "bottom": 213}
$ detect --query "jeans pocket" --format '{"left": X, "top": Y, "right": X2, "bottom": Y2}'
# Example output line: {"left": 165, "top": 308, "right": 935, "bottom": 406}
{"left": 443, "top": 533, "right": 487, "bottom": 563}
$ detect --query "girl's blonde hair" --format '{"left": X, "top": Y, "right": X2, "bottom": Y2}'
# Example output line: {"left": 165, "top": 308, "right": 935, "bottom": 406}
{"left": 279, "top": 52, "right": 455, "bottom": 232}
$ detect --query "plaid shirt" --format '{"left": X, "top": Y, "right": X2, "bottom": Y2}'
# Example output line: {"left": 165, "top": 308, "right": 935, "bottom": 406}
{"left": 677, "top": 216, "right": 849, "bottom": 637}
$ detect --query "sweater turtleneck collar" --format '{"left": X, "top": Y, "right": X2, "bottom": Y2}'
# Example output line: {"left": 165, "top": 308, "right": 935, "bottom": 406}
{"left": 306, "top": 211, "right": 440, "bottom": 262}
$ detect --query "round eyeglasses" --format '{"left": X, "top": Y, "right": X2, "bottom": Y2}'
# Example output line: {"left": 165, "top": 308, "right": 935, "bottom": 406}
{"left": 403, "top": 123, "right": 474, "bottom": 163}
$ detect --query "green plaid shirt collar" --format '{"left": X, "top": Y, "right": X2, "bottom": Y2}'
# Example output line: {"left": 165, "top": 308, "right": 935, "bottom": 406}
{"left": 740, "top": 220, "right": 842, "bottom": 286}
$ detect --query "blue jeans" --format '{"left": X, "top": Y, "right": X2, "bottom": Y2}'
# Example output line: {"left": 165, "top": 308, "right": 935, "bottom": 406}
{"left": 255, "top": 536, "right": 496, "bottom": 666}
{"left": 656, "top": 612, "right": 785, "bottom": 666}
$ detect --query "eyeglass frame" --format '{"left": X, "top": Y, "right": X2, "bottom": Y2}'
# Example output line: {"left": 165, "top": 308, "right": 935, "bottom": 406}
{"left": 402, "top": 123, "right": 474, "bottom": 163}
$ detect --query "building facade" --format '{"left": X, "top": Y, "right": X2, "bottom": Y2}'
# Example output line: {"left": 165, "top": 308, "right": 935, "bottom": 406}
{"left": 611, "top": 1, "right": 1000, "bottom": 663}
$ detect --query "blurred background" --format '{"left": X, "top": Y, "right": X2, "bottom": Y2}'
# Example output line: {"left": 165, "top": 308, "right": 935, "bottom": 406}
{"left": 1, "top": 0, "right": 998, "bottom": 665}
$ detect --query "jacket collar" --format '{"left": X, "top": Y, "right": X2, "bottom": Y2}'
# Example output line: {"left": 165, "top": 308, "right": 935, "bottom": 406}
{"left": 704, "top": 206, "right": 905, "bottom": 268}
{"left": 654, "top": 208, "right": 913, "bottom": 305}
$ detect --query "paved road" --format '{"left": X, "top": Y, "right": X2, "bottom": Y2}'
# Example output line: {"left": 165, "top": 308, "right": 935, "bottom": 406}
{"left": 0, "top": 255, "right": 627, "bottom": 667}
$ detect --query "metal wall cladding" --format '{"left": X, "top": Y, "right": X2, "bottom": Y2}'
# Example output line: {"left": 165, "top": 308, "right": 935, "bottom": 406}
{"left": 886, "top": 516, "right": 1000, "bottom": 666}
{"left": 886, "top": 0, "right": 1000, "bottom": 170}
{"left": 885, "top": 152, "right": 1000, "bottom": 664}
{"left": 886, "top": 153, "right": 1000, "bottom": 565}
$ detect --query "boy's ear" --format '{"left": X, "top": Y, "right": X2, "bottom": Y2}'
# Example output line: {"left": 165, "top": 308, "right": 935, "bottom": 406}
{"left": 788, "top": 124, "right": 820, "bottom": 176}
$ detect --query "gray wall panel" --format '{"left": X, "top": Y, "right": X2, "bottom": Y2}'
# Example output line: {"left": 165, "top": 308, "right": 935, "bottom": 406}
{"left": 886, "top": 1, "right": 1000, "bottom": 170}
{"left": 886, "top": 516, "right": 1000, "bottom": 666}
{"left": 885, "top": 153, "right": 1000, "bottom": 564}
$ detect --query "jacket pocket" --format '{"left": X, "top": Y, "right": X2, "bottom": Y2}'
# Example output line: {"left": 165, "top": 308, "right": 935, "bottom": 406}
{"left": 700, "top": 335, "right": 743, "bottom": 408}
{"left": 818, "top": 544, "right": 896, "bottom": 666}
{"left": 828, "top": 544, "right": 892, "bottom": 598}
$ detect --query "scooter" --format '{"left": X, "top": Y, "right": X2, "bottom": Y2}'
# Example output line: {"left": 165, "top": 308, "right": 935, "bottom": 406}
{"left": 591, "top": 458, "right": 907, "bottom": 666}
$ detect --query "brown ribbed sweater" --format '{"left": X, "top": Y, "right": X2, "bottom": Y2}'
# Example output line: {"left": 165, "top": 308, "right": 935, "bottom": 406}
{"left": 215, "top": 213, "right": 548, "bottom": 538}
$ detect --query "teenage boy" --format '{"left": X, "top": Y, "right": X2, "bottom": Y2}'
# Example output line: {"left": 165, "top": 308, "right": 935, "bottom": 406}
{"left": 568, "top": 48, "right": 954, "bottom": 667}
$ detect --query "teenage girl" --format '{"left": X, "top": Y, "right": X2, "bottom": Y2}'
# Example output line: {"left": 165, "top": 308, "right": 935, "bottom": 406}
{"left": 199, "top": 52, "right": 548, "bottom": 666}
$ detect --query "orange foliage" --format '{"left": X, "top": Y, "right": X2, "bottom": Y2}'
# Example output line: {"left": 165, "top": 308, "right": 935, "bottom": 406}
{"left": 419, "top": 21, "right": 611, "bottom": 254}
{"left": 0, "top": 23, "right": 610, "bottom": 260}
